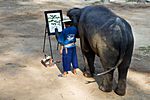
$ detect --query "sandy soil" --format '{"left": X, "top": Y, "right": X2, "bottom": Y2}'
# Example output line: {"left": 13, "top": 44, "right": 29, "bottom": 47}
{"left": 0, "top": 0, "right": 150, "bottom": 100}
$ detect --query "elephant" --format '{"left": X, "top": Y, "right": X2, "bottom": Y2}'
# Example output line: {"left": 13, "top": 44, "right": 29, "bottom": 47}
{"left": 67, "top": 5, "right": 134, "bottom": 96}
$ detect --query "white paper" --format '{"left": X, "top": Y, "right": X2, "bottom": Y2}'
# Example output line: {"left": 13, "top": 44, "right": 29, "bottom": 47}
{"left": 47, "top": 12, "right": 63, "bottom": 33}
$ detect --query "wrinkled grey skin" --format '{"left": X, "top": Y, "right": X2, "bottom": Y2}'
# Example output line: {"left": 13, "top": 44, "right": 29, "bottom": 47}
{"left": 67, "top": 6, "right": 134, "bottom": 96}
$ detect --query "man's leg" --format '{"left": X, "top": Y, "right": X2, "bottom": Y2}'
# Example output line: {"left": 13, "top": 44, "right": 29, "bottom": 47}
{"left": 72, "top": 47, "right": 78, "bottom": 74}
{"left": 62, "top": 48, "right": 72, "bottom": 75}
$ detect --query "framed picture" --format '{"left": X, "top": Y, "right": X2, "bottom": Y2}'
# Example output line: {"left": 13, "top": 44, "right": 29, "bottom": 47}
{"left": 44, "top": 10, "right": 64, "bottom": 35}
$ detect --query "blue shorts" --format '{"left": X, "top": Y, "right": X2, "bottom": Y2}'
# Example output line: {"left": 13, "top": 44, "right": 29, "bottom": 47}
{"left": 62, "top": 47, "right": 78, "bottom": 72}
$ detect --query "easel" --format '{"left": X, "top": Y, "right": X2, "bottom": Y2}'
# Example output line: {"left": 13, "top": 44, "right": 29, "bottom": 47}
{"left": 42, "top": 25, "right": 53, "bottom": 59}
{"left": 42, "top": 10, "right": 64, "bottom": 65}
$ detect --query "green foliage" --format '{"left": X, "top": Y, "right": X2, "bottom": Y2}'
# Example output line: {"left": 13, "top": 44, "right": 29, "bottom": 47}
{"left": 126, "top": 0, "right": 137, "bottom": 2}
{"left": 138, "top": 46, "right": 150, "bottom": 55}
{"left": 101, "top": 0, "right": 110, "bottom": 2}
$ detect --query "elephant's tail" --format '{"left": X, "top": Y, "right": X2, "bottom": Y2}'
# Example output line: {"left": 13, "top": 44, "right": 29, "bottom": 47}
{"left": 114, "top": 17, "right": 128, "bottom": 68}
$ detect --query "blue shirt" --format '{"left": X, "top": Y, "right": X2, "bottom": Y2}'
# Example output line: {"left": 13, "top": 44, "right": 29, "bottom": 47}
{"left": 58, "top": 26, "right": 77, "bottom": 48}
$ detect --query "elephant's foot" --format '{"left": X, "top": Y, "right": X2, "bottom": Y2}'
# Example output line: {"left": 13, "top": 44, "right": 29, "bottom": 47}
{"left": 114, "top": 80, "right": 126, "bottom": 96}
{"left": 99, "top": 79, "right": 112, "bottom": 92}
{"left": 83, "top": 71, "right": 93, "bottom": 78}
{"left": 114, "top": 87, "right": 125, "bottom": 96}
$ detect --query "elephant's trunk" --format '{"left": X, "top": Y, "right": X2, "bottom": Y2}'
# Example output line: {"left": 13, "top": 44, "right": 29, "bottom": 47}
{"left": 72, "top": 17, "right": 78, "bottom": 26}
{"left": 55, "top": 28, "right": 60, "bottom": 41}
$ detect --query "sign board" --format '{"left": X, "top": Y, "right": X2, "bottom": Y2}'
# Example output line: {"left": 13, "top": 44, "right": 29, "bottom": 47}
{"left": 44, "top": 10, "right": 64, "bottom": 35}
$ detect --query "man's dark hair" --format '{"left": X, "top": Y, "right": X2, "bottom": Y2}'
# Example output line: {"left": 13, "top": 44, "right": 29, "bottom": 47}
{"left": 64, "top": 21, "right": 73, "bottom": 26}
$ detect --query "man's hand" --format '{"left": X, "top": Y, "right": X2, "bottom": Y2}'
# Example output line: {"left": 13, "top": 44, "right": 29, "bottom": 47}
{"left": 59, "top": 45, "right": 63, "bottom": 55}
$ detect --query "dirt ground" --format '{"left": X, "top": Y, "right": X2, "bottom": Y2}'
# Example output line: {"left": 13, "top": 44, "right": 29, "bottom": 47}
{"left": 0, "top": 0, "right": 150, "bottom": 100}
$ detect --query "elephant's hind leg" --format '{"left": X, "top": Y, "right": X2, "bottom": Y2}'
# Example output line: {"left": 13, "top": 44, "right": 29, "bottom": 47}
{"left": 114, "top": 44, "right": 133, "bottom": 96}
{"left": 98, "top": 48, "right": 118, "bottom": 92}
{"left": 99, "top": 70, "right": 114, "bottom": 92}
{"left": 98, "top": 65, "right": 115, "bottom": 92}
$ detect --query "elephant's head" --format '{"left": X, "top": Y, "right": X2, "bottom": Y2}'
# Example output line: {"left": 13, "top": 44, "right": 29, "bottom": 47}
{"left": 67, "top": 8, "right": 81, "bottom": 26}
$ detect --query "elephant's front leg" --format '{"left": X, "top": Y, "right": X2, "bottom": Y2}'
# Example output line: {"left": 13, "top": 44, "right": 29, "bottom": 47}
{"left": 82, "top": 50, "right": 95, "bottom": 77}
{"left": 79, "top": 33, "right": 95, "bottom": 77}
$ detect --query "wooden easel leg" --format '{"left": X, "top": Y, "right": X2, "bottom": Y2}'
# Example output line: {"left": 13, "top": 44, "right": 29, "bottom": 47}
{"left": 48, "top": 35, "right": 53, "bottom": 59}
